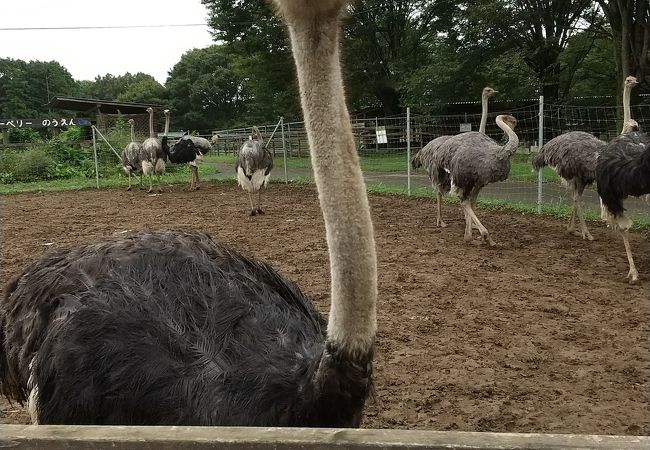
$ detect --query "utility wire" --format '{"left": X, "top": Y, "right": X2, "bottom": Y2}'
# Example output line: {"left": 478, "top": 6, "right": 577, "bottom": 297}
{"left": 0, "top": 24, "right": 208, "bottom": 31}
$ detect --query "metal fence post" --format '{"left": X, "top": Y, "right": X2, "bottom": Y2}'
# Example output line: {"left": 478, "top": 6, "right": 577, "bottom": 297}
{"left": 92, "top": 126, "right": 100, "bottom": 189}
{"left": 537, "top": 95, "right": 544, "bottom": 213}
{"left": 281, "top": 116, "right": 288, "bottom": 184}
{"left": 406, "top": 107, "right": 411, "bottom": 195}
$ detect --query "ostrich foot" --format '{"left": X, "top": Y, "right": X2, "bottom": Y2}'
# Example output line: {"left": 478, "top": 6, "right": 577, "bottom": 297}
{"left": 147, "top": 188, "right": 153, "bottom": 193}
{"left": 437, "top": 219, "right": 447, "bottom": 228}
{"left": 583, "top": 232, "right": 594, "bottom": 241}
{"left": 464, "top": 232, "right": 473, "bottom": 242}
{"left": 257, "top": 208, "right": 265, "bottom": 215}
{"left": 126, "top": 186, "right": 132, "bottom": 191}
{"left": 250, "top": 210, "right": 257, "bottom": 216}
{"left": 627, "top": 268, "right": 639, "bottom": 284}
{"left": 482, "top": 234, "right": 496, "bottom": 247}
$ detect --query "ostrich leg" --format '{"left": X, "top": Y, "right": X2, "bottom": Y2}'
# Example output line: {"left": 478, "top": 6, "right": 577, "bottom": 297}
{"left": 126, "top": 172, "right": 132, "bottom": 191}
{"left": 622, "top": 230, "right": 639, "bottom": 283}
{"left": 248, "top": 192, "right": 256, "bottom": 216}
{"left": 436, "top": 192, "right": 446, "bottom": 227}
{"left": 462, "top": 199, "right": 496, "bottom": 246}
{"left": 189, "top": 166, "right": 196, "bottom": 191}
{"left": 574, "top": 192, "right": 593, "bottom": 241}
{"left": 194, "top": 166, "right": 201, "bottom": 190}
{"left": 257, "top": 190, "right": 262, "bottom": 214}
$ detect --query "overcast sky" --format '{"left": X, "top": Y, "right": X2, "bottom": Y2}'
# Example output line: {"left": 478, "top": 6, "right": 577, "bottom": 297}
{"left": 0, "top": 0, "right": 214, "bottom": 84}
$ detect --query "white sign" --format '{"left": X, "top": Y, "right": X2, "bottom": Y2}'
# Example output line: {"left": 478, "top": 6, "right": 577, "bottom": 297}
{"left": 460, "top": 123, "right": 472, "bottom": 132}
{"left": 376, "top": 126, "right": 388, "bottom": 144}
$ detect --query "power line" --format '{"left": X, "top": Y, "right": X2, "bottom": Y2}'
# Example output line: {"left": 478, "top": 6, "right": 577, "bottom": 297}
{"left": 0, "top": 24, "right": 208, "bottom": 31}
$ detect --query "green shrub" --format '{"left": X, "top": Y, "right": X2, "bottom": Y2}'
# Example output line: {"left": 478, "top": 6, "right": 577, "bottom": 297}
{"left": 8, "top": 128, "right": 42, "bottom": 143}
{"left": 11, "top": 147, "right": 57, "bottom": 182}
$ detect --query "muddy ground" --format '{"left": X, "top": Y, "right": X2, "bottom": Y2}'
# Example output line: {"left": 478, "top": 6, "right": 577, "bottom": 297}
{"left": 1, "top": 181, "right": 648, "bottom": 434}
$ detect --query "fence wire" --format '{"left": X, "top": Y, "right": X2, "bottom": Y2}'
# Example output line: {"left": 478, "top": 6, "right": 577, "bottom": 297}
{"left": 209, "top": 102, "right": 650, "bottom": 222}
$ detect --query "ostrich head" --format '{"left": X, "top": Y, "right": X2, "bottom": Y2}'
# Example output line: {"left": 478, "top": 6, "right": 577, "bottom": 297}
{"left": 498, "top": 114, "right": 517, "bottom": 130}
{"left": 127, "top": 119, "right": 135, "bottom": 126}
{"left": 146, "top": 107, "right": 153, "bottom": 114}
{"left": 625, "top": 76, "right": 639, "bottom": 88}
{"left": 164, "top": 109, "right": 170, "bottom": 117}
{"left": 482, "top": 87, "right": 498, "bottom": 98}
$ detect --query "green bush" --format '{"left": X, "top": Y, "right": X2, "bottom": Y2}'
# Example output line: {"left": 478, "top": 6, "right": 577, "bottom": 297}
{"left": 11, "top": 147, "right": 57, "bottom": 182}
{"left": 8, "top": 128, "right": 42, "bottom": 143}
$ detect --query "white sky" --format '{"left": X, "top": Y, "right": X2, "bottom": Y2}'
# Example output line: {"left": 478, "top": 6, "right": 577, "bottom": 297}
{"left": 0, "top": 0, "right": 215, "bottom": 84}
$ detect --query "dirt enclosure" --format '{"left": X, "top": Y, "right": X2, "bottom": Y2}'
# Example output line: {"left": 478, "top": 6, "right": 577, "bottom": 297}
{"left": 1, "top": 181, "right": 648, "bottom": 435}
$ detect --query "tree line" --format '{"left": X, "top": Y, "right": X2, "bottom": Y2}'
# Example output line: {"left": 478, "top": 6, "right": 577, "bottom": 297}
{"left": 0, "top": 0, "right": 647, "bottom": 132}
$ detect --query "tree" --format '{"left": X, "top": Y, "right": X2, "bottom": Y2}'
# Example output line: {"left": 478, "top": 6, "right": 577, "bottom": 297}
{"left": 117, "top": 77, "right": 167, "bottom": 106}
{"left": 596, "top": 0, "right": 649, "bottom": 96}
{"left": 0, "top": 58, "right": 76, "bottom": 117}
{"left": 166, "top": 45, "right": 249, "bottom": 131}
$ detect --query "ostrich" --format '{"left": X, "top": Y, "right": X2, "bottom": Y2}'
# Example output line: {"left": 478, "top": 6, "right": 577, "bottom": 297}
{"left": 141, "top": 107, "right": 166, "bottom": 193}
{"left": 236, "top": 126, "right": 273, "bottom": 215}
{"left": 120, "top": 118, "right": 143, "bottom": 191}
{"left": 443, "top": 114, "right": 519, "bottom": 245}
{"left": 532, "top": 133, "right": 605, "bottom": 241}
{"left": 0, "top": 0, "right": 377, "bottom": 428}
{"left": 532, "top": 76, "right": 640, "bottom": 241}
{"left": 161, "top": 110, "right": 210, "bottom": 191}
{"left": 597, "top": 82, "right": 648, "bottom": 283}
{"left": 412, "top": 87, "right": 497, "bottom": 227}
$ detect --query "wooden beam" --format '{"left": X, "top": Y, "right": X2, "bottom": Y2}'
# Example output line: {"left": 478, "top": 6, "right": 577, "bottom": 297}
{"left": 0, "top": 425, "right": 648, "bottom": 450}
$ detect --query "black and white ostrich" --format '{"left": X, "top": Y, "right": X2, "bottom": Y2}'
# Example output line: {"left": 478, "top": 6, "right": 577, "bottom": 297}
{"left": 443, "top": 114, "right": 520, "bottom": 245}
{"left": 532, "top": 76, "right": 640, "bottom": 240}
{"left": 412, "top": 87, "right": 497, "bottom": 227}
{"left": 120, "top": 118, "right": 143, "bottom": 191}
{"left": 0, "top": 0, "right": 377, "bottom": 427}
{"left": 597, "top": 80, "right": 648, "bottom": 283}
{"left": 141, "top": 107, "right": 166, "bottom": 193}
{"left": 161, "top": 110, "right": 210, "bottom": 191}
{"left": 236, "top": 126, "right": 273, "bottom": 215}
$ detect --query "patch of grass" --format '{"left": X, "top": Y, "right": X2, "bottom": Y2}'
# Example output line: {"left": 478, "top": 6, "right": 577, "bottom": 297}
{"left": 0, "top": 164, "right": 221, "bottom": 194}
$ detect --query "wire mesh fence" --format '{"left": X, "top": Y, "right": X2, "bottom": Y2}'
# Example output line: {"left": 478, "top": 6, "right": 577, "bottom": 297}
{"left": 208, "top": 100, "right": 650, "bottom": 221}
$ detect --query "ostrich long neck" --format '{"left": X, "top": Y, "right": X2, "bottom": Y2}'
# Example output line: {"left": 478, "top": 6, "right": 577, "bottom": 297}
{"left": 479, "top": 94, "right": 489, "bottom": 134}
{"left": 148, "top": 110, "right": 155, "bottom": 138}
{"left": 622, "top": 82, "right": 633, "bottom": 134}
{"left": 130, "top": 122, "right": 136, "bottom": 142}
{"left": 164, "top": 114, "right": 169, "bottom": 137}
{"left": 285, "top": 12, "right": 377, "bottom": 355}
{"left": 495, "top": 119, "right": 519, "bottom": 160}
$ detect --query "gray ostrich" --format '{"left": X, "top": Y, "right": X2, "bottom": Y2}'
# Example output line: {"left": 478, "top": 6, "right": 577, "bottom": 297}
{"left": 141, "top": 107, "right": 166, "bottom": 193}
{"left": 533, "top": 76, "right": 639, "bottom": 241}
{"left": 120, "top": 118, "right": 143, "bottom": 191}
{"left": 412, "top": 87, "right": 497, "bottom": 227}
{"left": 443, "top": 114, "right": 519, "bottom": 245}
{"left": 236, "top": 126, "right": 273, "bottom": 215}
{"left": 0, "top": 0, "right": 377, "bottom": 427}
{"left": 532, "top": 133, "right": 605, "bottom": 241}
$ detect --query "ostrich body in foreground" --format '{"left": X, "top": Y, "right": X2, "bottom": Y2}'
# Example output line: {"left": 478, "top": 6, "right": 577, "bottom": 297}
{"left": 0, "top": 0, "right": 377, "bottom": 427}
{"left": 532, "top": 76, "right": 640, "bottom": 241}
{"left": 236, "top": 126, "right": 273, "bottom": 215}
{"left": 443, "top": 114, "right": 519, "bottom": 245}
{"left": 412, "top": 87, "right": 497, "bottom": 227}
{"left": 597, "top": 80, "right": 648, "bottom": 283}
{"left": 120, "top": 118, "right": 143, "bottom": 191}
{"left": 141, "top": 107, "right": 165, "bottom": 193}
{"left": 161, "top": 110, "right": 210, "bottom": 190}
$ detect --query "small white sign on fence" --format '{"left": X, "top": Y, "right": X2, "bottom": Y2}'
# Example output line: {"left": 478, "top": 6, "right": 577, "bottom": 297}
{"left": 376, "top": 126, "right": 388, "bottom": 144}
{"left": 460, "top": 123, "right": 472, "bottom": 132}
